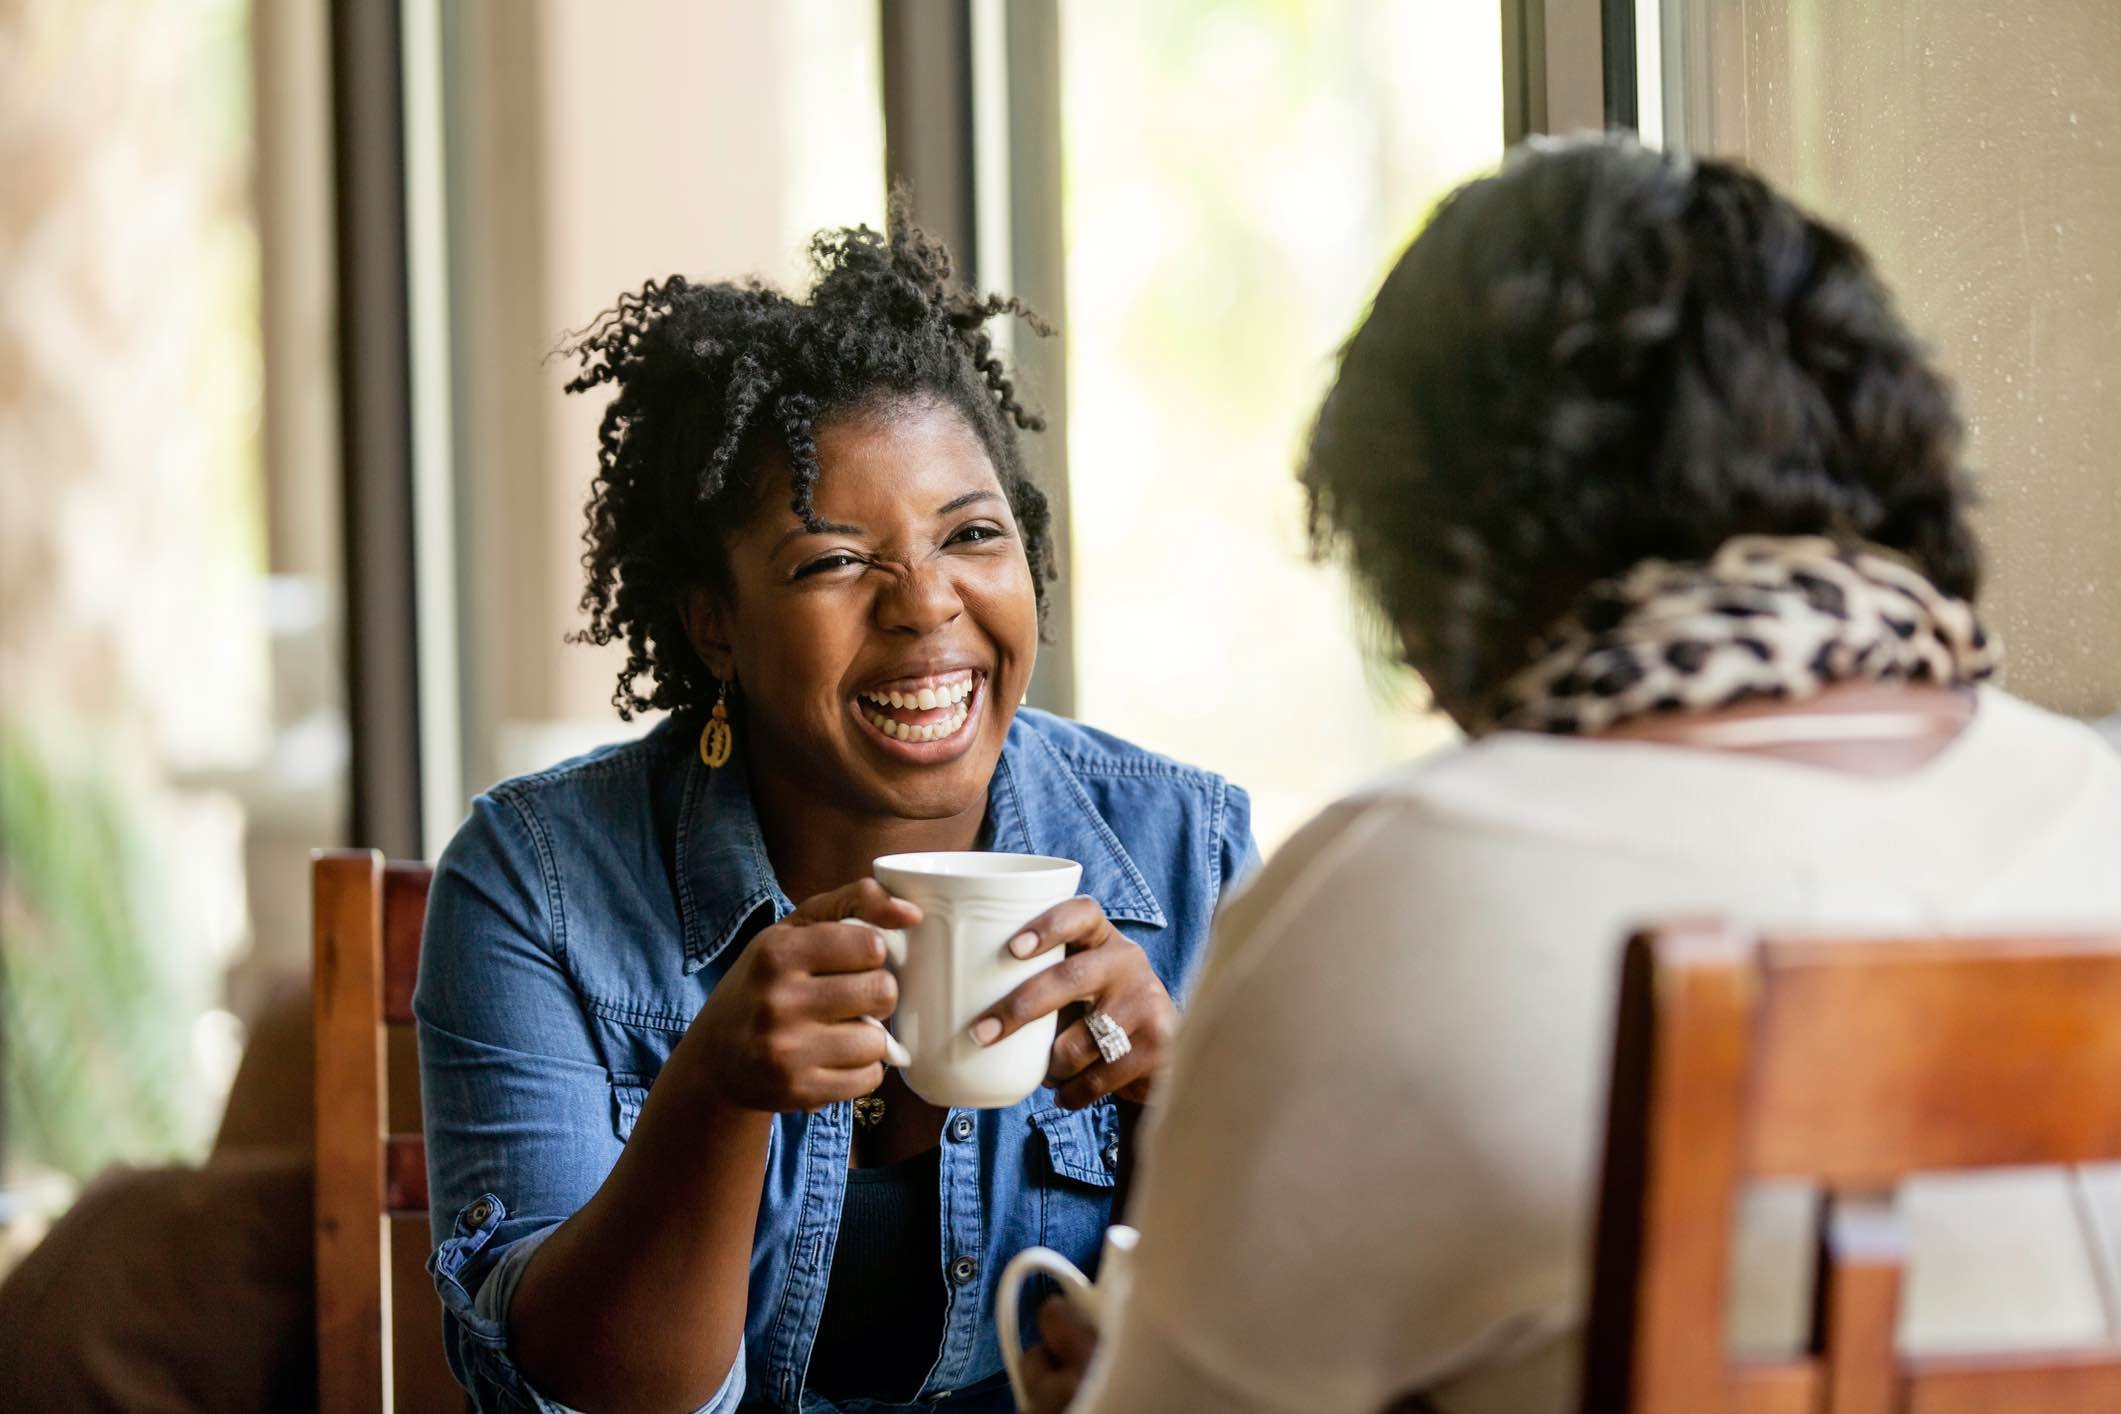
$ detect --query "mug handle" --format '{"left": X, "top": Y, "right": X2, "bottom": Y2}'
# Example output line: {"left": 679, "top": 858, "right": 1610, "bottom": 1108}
{"left": 857, "top": 926, "right": 913, "bottom": 1068}
{"left": 997, "top": 1245, "right": 1096, "bottom": 1411}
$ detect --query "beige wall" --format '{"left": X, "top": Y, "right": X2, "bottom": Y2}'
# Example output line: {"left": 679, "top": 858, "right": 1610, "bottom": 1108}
{"left": 1692, "top": 0, "right": 2121, "bottom": 718}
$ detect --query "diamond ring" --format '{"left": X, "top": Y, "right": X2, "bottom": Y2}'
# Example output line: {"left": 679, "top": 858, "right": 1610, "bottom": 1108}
{"left": 1084, "top": 1009, "right": 1132, "bottom": 1065}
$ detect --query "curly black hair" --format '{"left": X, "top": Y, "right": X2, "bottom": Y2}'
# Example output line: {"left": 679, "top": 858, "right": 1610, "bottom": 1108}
{"left": 561, "top": 192, "right": 1053, "bottom": 718}
{"left": 1302, "top": 135, "right": 1981, "bottom": 713}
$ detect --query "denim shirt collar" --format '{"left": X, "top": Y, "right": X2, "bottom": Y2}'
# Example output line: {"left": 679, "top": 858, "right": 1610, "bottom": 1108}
{"left": 673, "top": 715, "right": 1169, "bottom": 975}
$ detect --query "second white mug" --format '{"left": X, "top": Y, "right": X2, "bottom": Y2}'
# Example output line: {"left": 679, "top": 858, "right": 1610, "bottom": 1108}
{"left": 997, "top": 1225, "right": 1140, "bottom": 1409}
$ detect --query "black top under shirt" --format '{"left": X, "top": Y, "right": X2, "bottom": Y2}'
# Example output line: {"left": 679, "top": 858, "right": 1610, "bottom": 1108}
{"left": 805, "top": 1145, "right": 947, "bottom": 1402}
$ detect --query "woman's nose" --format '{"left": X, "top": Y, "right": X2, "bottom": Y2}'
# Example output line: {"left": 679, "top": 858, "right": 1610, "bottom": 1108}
{"left": 876, "top": 561, "right": 965, "bottom": 635}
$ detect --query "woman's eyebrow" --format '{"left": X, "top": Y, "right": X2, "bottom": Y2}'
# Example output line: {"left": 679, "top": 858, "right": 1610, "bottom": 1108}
{"left": 936, "top": 490, "right": 1000, "bottom": 515}
{"left": 771, "top": 519, "right": 864, "bottom": 557}
{"left": 768, "top": 492, "right": 994, "bottom": 556}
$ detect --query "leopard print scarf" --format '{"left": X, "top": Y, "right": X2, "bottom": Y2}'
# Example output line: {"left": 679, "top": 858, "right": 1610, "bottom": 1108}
{"left": 1482, "top": 535, "right": 1999, "bottom": 736}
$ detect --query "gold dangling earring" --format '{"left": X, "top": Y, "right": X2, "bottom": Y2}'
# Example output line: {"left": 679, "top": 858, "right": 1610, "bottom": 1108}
{"left": 699, "top": 680, "right": 734, "bottom": 768}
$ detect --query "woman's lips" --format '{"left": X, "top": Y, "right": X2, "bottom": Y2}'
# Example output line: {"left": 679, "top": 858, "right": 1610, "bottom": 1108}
{"left": 852, "top": 669, "right": 983, "bottom": 755}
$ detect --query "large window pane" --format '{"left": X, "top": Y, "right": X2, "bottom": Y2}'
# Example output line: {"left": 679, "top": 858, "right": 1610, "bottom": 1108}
{"left": 441, "top": 0, "right": 887, "bottom": 799}
{"left": 1668, "top": 0, "right": 2121, "bottom": 721}
{"left": 1060, "top": 2, "right": 1503, "bottom": 847}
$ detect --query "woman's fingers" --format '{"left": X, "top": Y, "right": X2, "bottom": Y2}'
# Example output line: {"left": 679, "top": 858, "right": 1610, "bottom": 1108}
{"left": 1019, "top": 1298, "right": 1100, "bottom": 1414}
{"left": 802, "top": 1060, "right": 889, "bottom": 1109}
{"left": 973, "top": 943, "right": 1124, "bottom": 1044}
{"left": 1003, "top": 894, "right": 1112, "bottom": 959}
{"left": 805, "top": 965, "right": 899, "bottom": 1021}
{"left": 1052, "top": 1032, "right": 1158, "bottom": 1109}
{"left": 1018, "top": 1351, "right": 1082, "bottom": 1414}
{"left": 1036, "top": 1293, "right": 1101, "bottom": 1367}
{"left": 1045, "top": 990, "right": 1147, "bottom": 1082}
{"left": 1051, "top": 1000, "right": 1169, "bottom": 1108}
{"left": 788, "top": 877, "right": 923, "bottom": 931}
{"left": 805, "top": 1018, "right": 895, "bottom": 1069}
{"left": 787, "top": 920, "right": 894, "bottom": 976}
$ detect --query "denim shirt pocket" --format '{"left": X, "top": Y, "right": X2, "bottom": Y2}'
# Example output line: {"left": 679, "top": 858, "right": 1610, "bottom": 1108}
{"left": 1029, "top": 1101, "right": 1120, "bottom": 1266}
{"left": 1030, "top": 1101, "right": 1121, "bottom": 1187}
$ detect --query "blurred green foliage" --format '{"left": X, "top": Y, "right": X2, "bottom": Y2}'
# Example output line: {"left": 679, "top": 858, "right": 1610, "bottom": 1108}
{"left": 1, "top": 726, "right": 196, "bottom": 1181}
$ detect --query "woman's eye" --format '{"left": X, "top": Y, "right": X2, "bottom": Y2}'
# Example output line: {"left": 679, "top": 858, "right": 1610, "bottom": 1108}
{"left": 948, "top": 523, "right": 1005, "bottom": 546}
{"left": 795, "top": 553, "right": 864, "bottom": 578}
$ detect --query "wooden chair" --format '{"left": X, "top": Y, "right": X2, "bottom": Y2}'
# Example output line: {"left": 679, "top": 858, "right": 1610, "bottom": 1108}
{"left": 1584, "top": 922, "right": 2121, "bottom": 1414}
{"left": 312, "top": 849, "right": 456, "bottom": 1413}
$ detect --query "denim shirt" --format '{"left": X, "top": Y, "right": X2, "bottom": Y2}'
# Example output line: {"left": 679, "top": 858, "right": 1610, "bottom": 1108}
{"left": 415, "top": 709, "right": 1257, "bottom": 1413}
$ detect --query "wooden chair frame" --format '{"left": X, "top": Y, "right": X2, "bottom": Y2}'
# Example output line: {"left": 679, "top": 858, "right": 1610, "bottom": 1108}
{"left": 313, "top": 849, "right": 434, "bottom": 1414}
{"left": 1584, "top": 922, "right": 2121, "bottom": 1414}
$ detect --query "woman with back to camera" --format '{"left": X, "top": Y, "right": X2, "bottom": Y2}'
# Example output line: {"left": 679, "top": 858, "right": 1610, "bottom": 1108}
{"left": 1019, "top": 135, "right": 2121, "bottom": 1413}
{"left": 414, "top": 198, "right": 1256, "bottom": 1413}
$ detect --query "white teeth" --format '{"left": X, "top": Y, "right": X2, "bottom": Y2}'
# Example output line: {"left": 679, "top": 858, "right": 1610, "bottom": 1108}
{"left": 860, "top": 700, "right": 971, "bottom": 747}
{"left": 858, "top": 672, "right": 977, "bottom": 749}
{"left": 860, "top": 675, "right": 981, "bottom": 711}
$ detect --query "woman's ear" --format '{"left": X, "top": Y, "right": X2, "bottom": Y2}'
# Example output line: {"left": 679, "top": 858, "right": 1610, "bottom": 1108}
{"left": 680, "top": 588, "right": 736, "bottom": 683}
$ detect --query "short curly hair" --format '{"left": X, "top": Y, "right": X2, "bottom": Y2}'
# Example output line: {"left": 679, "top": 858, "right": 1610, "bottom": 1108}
{"left": 561, "top": 192, "right": 1053, "bottom": 718}
{"left": 1302, "top": 135, "right": 1981, "bottom": 712}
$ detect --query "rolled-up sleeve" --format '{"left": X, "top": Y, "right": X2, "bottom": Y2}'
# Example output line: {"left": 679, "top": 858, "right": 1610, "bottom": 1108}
{"left": 414, "top": 790, "right": 747, "bottom": 1414}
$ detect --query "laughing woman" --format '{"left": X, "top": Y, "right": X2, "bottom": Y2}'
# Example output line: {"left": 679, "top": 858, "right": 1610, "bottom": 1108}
{"left": 414, "top": 205, "right": 1255, "bottom": 1414}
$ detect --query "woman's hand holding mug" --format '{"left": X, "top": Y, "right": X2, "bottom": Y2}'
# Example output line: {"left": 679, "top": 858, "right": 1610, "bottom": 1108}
{"left": 999, "top": 1225, "right": 1139, "bottom": 1412}
{"left": 687, "top": 861, "right": 1176, "bottom": 1117}
{"left": 1017, "top": 1296, "right": 1101, "bottom": 1414}
{"left": 685, "top": 879, "right": 919, "bottom": 1113}
{"left": 971, "top": 895, "right": 1178, "bottom": 1109}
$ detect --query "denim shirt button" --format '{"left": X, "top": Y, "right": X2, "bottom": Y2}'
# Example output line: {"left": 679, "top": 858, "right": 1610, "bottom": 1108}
{"left": 948, "top": 1113, "right": 975, "bottom": 1142}
{"left": 949, "top": 1255, "right": 978, "bottom": 1285}
{"left": 1102, "top": 1142, "right": 1119, "bottom": 1169}
{"left": 467, "top": 1199, "right": 493, "bottom": 1226}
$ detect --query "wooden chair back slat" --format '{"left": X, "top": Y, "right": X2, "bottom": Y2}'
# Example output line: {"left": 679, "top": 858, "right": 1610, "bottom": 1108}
{"left": 313, "top": 848, "right": 440, "bottom": 1414}
{"left": 1809, "top": 1194, "right": 1904, "bottom": 1414}
{"left": 1904, "top": 1350, "right": 2121, "bottom": 1413}
{"left": 1731, "top": 1360, "right": 1818, "bottom": 1414}
{"left": 314, "top": 850, "right": 387, "bottom": 1414}
{"left": 1583, "top": 922, "right": 1754, "bottom": 1414}
{"left": 1585, "top": 923, "right": 2121, "bottom": 1414}
{"left": 1746, "top": 936, "right": 2121, "bottom": 1181}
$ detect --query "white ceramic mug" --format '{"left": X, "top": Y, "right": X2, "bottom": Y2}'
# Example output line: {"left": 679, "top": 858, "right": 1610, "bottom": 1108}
{"left": 997, "top": 1225, "right": 1140, "bottom": 1409}
{"left": 864, "top": 851, "right": 1083, "bottom": 1109}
